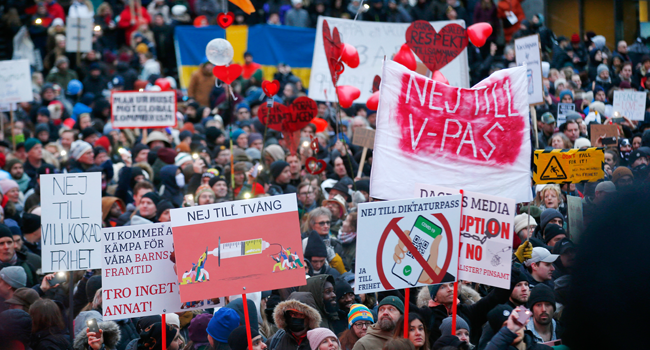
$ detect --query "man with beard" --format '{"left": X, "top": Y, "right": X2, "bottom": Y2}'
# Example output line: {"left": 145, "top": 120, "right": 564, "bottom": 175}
{"left": 299, "top": 274, "right": 339, "bottom": 332}
{"left": 352, "top": 296, "right": 403, "bottom": 350}
{"left": 526, "top": 284, "right": 562, "bottom": 343}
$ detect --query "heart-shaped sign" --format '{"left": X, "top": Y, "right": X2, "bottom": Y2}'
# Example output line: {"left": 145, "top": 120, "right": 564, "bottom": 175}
{"left": 262, "top": 80, "right": 280, "bottom": 97}
{"left": 258, "top": 96, "right": 318, "bottom": 132}
{"left": 323, "top": 20, "right": 344, "bottom": 85}
{"left": 217, "top": 12, "right": 235, "bottom": 29}
{"left": 212, "top": 64, "right": 242, "bottom": 84}
{"left": 405, "top": 20, "right": 468, "bottom": 72}
{"left": 305, "top": 156, "right": 327, "bottom": 175}
{"left": 336, "top": 85, "right": 360, "bottom": 108}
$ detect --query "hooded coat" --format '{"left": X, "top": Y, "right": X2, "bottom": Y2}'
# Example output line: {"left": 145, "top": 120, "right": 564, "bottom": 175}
{"left": 73, "top": 320, "right": 121, "bottom": 350}
{"left": 298, "top": 274, "right": 338, "bottom": 331}
{"left": 268, "top": 292, "right": 322, "bottom": 350}
{"left": 160, "top": 165, "right": 183, "bottom": 207}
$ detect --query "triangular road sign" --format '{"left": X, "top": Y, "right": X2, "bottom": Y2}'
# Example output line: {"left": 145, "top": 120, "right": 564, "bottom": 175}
{"left": 540, "top": 155, "right": 568, "bottom": 181}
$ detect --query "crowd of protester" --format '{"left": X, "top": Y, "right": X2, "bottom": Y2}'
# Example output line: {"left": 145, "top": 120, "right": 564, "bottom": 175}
{"left": 1, "top": 0, "right": 650, "bottom": 349}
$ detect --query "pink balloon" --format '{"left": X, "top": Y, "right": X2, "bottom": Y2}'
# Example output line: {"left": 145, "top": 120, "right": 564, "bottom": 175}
{"left": 432, "top": 71, "right": 448, "bottom": 85}
{"left": 336, "top": 85, "right": 361, "bottom": 108}
{"left": 467, "top": 23, "right": 493, "bottom": 48}
{"left": 366, "top": 91, "right": 380, "bottom": 110}
{"left": 341, "top": 43, "right": 360, "bottom": 68}
{"left": 393, "top": 43, "right": 417, "bottom": 71}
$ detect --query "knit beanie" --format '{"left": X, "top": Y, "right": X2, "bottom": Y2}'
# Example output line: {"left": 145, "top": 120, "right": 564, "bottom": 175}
{"left": 165, "top": 313, "right": 180, "bottom": 328}
{"left": 188, "top": 313, "right": 212, "bottom": 343}
{"left": 155, "top": 200, "right": 175, "bottom": 222}
{"left": 612, "top": 167, "right": 634, "bottom": 184}
{"left": 0, "top": 224, "right": 12, "bottom": 240}
{"left": 86, "top": 275, "right": 102, "bottom": 300}
{"left": 142, "top": 192, "right": 162, "bottom": 206}
{"left": 597, "top": 64, "right": 609, "bottom": 77}
{"left": 428, "top": 284, "right": 444, "bottom": 300}
{"left": 209, "top": 176, "right": 228, "bottom": 188}
{"left": 307, "top": 328, "right": 340, "bottom": 350}
{"left": 540, "top": 209, "right": 563, "bottom": 231}
{"left": 175, "top": 152, "right": 193, "bottom": 168}
{"left": 439, "top": 316, "right": 470, "bottom": 336}
{"left": 195, "top": 185, "right": 215, "bottom": 199}
{"left": 543, "top": 224, "right": 566, "bottom": 245}
{"left": 24, "top": 138, "right": 41, "bottom": 153}
{"left": 270, "top": 160, "right": 289, "bottom": 180}
{"left": 528, "top": 283, "right": 556, "bottom": 309}
{"left": 487, "top": 304, "right": 514, "bottom": 333}
{"left": 70, "top": 140, "right": 93, "bottom": 160}
{"left": 378, "top": 296, "right": 404, "bottom": 314}
{"left": 157, "top": 147, "right": 178, "bottom": 165}
{"left": 132, "top": 143, "right": 150, "bottom": 160}
{"left": 21, "top": 213, "right": 41, "bottom": 235}
{"left": 228, "top": 325, "right": 260, "bottom": 350}
{"left": 573, "top": 137, "right": 591, "bottom": 149}
{"left": 230, "top": 129, "right": 246, "bottom": 142}
{"left": 247, "top": 133, "right": 263, "bottom": 147}
{"left": 0, "top": 266, "right": 27, "bottom": 289}
{"left": 304, "top": 232, "right": 328, "bottom": 261}
{"left": 348, "top": 304, "right": 374, "bottom": 328}
{"left": 514, "top": 213, "right": 537, "bottom": 234}
{"left": 554, "top": 78, "right": 567, "bottom": 90}
{"left": 206, "top": 308, "right": 240, "bottom": 343}
{"left": 0, "top": 179, "right": 19, "bottom": 196}
{"left": 558, "top": 90, "right": 573, "bottom": 101}
{"left": 137, "top": 322, "right": 176, "bottom": 350}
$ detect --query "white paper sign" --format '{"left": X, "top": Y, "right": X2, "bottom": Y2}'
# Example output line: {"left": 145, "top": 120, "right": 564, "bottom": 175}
{"left": 557, "top": 103, "right": 575, "bottom": 125}
{"left": 66, "top": 17, "right": 93, "bottom": 53}
{"left": 111, "top": 91, "right": 177, "bottom": 129}
{"left": 41, "top": 173, "right": 102, "bottom": 273}
{"left": 102, "top": 223, "right": 222, "bottom": 320}
{"left": 415, "top": 184, "right": 514, "bottom": 289}
{"left": 309, "top": 17, "right": 469, "bottom": 103}
{"left": 514, "top": 35, "right": 544, "bottom": 105}
{"left": 0, "top": 59, "right": 33, "bottom": 104}
{"left": 355, "top": 195, "right": 461, "bottom": 294}
{"left": 613, "top": 90, "right": 647, "bottom": 121}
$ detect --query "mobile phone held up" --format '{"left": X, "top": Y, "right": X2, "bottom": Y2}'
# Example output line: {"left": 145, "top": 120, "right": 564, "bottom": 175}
{"left": 49, "top": 271, "right": 67, "bottom": 286}
{"left": 87, "top": 318, "right": 100, "bottom": 333}
{"left": 517, "top": 307, "right": 532, "bottom": 325}
{"left": 602, "top": 137, "right": 617, "bottom": 146}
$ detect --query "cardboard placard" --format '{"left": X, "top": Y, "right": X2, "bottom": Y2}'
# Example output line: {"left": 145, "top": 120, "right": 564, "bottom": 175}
{"left": 355, "top": 195, "right": 461, "bottom": 293}
{"left": 533, "top": 148, "right": 604, "bottom": 184}
{"left": 566, "top": 196, "right": 584, "bottom": 243}
{"left": 170, "top": 195, "right": 306, "bottom": 302}
{"left": 589, "top": 124, "right": 619, "bottom": 146}
{"left": 102, "top": 223, "right": 222, "bottom": 320}
{"left": 514, "top": 34, "right": 544, "bottom": 105}
{"left": 556, "top": 103, "right": 575, "bottom": 125}
{"left": 65, "top": 18, "right": 93, "bottom": 53}
{"left": 352, "top": 128, "right": 376, "bottom": 149}
{"left": 415, "top": 184, "right": 514, "bottom": 289}
{"left": 613, "top": 90, "right": 646, "bottom": 121}
{"left": 40, "top": 173, "right": 102, "bottom": 272}
{"left": 111, "top": 91, "right": 177, "bottom": 129}
{"left": 0, "top": 59, "right": 33, "bottom": 104}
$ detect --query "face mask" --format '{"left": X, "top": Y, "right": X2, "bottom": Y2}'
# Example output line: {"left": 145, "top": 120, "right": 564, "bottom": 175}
{"left": 287, "top": 316, "right": 305, "bottom": 332}
{"left": 175, "top": 173, "right": 185, "bottom": 188}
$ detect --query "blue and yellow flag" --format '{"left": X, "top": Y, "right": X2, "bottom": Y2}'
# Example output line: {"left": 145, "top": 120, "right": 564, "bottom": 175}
{"left": 175, "top": 25, "right": 316, "bottom": 90}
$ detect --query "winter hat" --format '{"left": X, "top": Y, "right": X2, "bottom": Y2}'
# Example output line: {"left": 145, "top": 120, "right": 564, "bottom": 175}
{"left": 131, "top": 143, "right": 150, "bottom": 160}
{"left": 93, "top": 146, "right": 107, "bottom": 158}
{"left": 574, "top": 137, "right": 591, "bottom": 148}
{"left": 595, "top": 181, "right": 616, "bottom": 193}
{"left": 142, "top": 192, "right": 162, "bottom": 206}
{"left": 155, "top": 200, "right": 175, "bottom": 222}
{"left": 147, "top": 131, "right": 171, "bottom": 147}
{"left": 270, "top": 160, "right": 290, "bottom": 180}
{"left": 24, "top": 138, "right": 41, "bottom": 153}
{"left": 432, "top": 335, "right": 465, "bottom": 350}
{"left": 597, "top": 64, "right": 609, "bottom": 77}
{"left": 0, "top": 309, "right": 32, "bottom": 346}
{"left": 612, "top": 167, "right": 634, "bottom": 184}
{"left": 570, "top": 33, "right": 580, "bottom": 44}
{"left": 527, "top": 283, "right": 556, "bottom": 309}
{"left": 554, "top": 78, "right": 567, "bottom": 90}
{"left": 5, "top": 287, "right": 40, "bottom": 309}
{"left": 543, "top": 224, "right": 567, "bottom": 245}
{"left": 175, "top": 152, "right": 193, "bottom": 168}
{"left": 487, "top": 304, "right": 514, "bottom": 333}
{"left": 230, "top": 129, "right": 246, "bottom": 142}
{"left": 35, "top": 123, "right": 50, "bottom": 137}
{"left": 37, "top": 107, "right": 50, "bottom": 117}
{"left": 0, "top": 224, "right": 14, "bottom": 240}
{"left": 348, "top": 304, "right": 374, "bottom": 328}
{"left": 245, "top": 148, "right": 261, "bottom": 161}
{"left": 209, "top": 176, "right": 228, "bottom": 188}
{"left": 86, "top": 275, "right": 102, "bottom": 300}
{"left": 165, "top": 313, "right": 180, "bottom": 328}
{"left": 228, "top": 325, "right": 260, "bottom": 350}
{"left": 157, "top": 148, "right": 178, "bottom": 164}
{"left": 307, "top": 328, "right": 340, "bottom": 350}
{"left": 247, "top": 133, "right": 263, "bottom": 147}
{"left": 0, "top": 179, "right": 19, "bottom": 196}
{"left": 81, "top": 127, "right": 98, "bottom": 141}
{"left": 378, "top": 296, "right": 404, "bottom": 314}
{"left": 195, "top": 185, "right": 215, "bottom": 200}
{"left": 439, "top": 316, "right": 470, "bottom": 336}
{"left": 206, "top": 308, "right": 240, "bottom": 343}
{"left": 0, "top": 266, "right": 27, "bottom": 289}
{"left": 21, "top": 213, "right": 41, "bottom": 234}
{"left": 592, "top": 35, "right": 606, "bottom": 49}
{"left": 95, "top": 136, "right": 111, "bottom": 152}
{"left": 70, "top": 140, "right": 93, "bottom": 160}
{"left": 188, "top": 313, "right": 212, "bottom": 343}
{"left": 514, "top": 213, "right": 537, "bottom": 234}
{"left": 304, "top": 231, "right": 328, "bottom": 260}
{"left": 558, "top": 90, "right": 573, "bottom": 101}
{"left": 540, "top": 208, "right": 563, "bottom": 230}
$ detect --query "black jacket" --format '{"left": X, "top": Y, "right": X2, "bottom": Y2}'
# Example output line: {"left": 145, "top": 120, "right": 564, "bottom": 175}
{"left": 485, "top": 327, "right": 552, "bottom": 350}
{"left": 31, "top": 329, "right": 72, "bottom": 350}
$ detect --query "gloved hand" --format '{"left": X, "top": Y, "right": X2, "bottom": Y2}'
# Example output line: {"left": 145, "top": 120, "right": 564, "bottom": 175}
{"left": 515, "top": 240, "right": 533, "bottom": 263}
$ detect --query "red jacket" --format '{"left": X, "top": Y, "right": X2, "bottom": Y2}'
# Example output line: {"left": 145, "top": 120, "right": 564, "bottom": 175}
{"left": 497, "top": 0, "right": 525, "bottom": 43}
{"left": 46, "top": 0, "right": 65, "bottom": 21}
{"left": 117, "top": 7, "right": 151, "bottom": 45}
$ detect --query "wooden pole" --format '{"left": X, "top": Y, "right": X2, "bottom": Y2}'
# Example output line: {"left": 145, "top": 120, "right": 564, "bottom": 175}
{"left": 450, "top": 189, "right": 464, "bottom": 334}
{"left": 69, "top": 271, "right": 74, "bottom": 334}
{"left": 531, "top": 106, "right": 539, "bottom": 149}
{"left": 10, "top": 109, "right": 15, "bottom": 150}
{"left": 356, "top": 147, "right": 367, "bottom": 179}
{"left": 242, "top": 294, "right": 254, "bottom": 350}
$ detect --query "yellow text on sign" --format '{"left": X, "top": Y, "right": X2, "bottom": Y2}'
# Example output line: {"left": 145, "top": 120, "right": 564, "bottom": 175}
{"left": 534, "top": 148, "right": 604, "bottom": 184}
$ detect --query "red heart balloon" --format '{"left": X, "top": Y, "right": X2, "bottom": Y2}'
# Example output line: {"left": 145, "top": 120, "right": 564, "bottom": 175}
{"left": 405, "top": 21, "right": 468, "bottom": 72}
{"left": 311, "top": 117, "right": 328, "bottom": 133}
{"left": 366, "top": 91, "right": 380, "bottom": 110}
{"left": 258, "top": 96, "right": 318, "bottom": 132}
{"left": 467, "top": 22, "right": 493, "bottom": 48}
{"left": 261, "top": 80, "right": 280, "bottom": 97}
{"left": 322, "top": 20, "right": 344, "bottom": 85}
{"left": 372, "top": 75, "right": 381, "bottom": 93}
{"left": 155, "top": 78, "right": 171, "bottom": 91}
{"left": 393, "top": 43, "right": 417, "bottom": 71}
{"left": 336, "top": 85, "right": 360, "bottom": 108}
{"left": 217, "top": 12, "right": 235, "bottom": 29}
{"left": 193, "top": 15, "right": 208, "bottom": 28}
{"left": 431, "top": 71, "right": 448, "bottom": 85}
{"left": 341, "top": 43, "right": 359, "bottom": 68}
{"left": 305, "top": 156, "right": 327, "bottom": 175}
{"left": 212, "top": 64, "right": 242, "bottom": 84}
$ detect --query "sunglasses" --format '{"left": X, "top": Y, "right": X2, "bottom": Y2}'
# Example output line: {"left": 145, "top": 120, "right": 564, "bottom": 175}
{"left": 315, "top": 221, "right": 331, "bottom": 226}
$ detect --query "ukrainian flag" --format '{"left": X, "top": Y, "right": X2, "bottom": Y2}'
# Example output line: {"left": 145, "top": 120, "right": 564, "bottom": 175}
{"left": 175, "top": 25, "right": 316, "bottom": 90}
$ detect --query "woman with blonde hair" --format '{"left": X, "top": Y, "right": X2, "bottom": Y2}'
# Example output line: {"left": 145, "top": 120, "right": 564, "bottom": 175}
{"left": 548, "top": 132, "right": 573, "bottom": 149}
{"left": 536, "top": 184, "right": 566, "bottom": 217}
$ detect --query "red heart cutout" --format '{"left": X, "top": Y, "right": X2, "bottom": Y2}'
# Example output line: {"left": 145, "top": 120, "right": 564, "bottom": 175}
{"left": 217, "top": 12, "right": 234, "bottom": 29}
{"left": 372, "top": 75, "right": 381, "bottom": 93}
{"left": 405, "top": 20, "right": 468, "bottom": 72}
{"left": 212, "top": 64, "right": 242, "bottom": 84}
{"left": 467, "top": 22, "right": 493, "bottom": 48}
{"left": 305, "top": 157, "right": 327, "bottom": 175}
{"left": 322, "top": 20, "right": 344, "bottom": 85}
{"left": 258, "top": 96, "right": 318, "bottom": 132}
{"left": 261, "top": 80, "right": 280, "bottom": 97}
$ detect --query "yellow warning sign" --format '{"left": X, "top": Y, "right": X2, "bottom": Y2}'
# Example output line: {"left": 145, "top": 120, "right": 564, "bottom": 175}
{"left": 534, "top": 148, "right": 604, "bottom": 184}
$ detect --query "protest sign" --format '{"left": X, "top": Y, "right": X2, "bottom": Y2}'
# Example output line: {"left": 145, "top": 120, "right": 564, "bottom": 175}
{"left": 170, "top": 195, "right": 306, "bottom": 302}
{"left": 514, "top": 34, "right": 544, "bottom": 105}
{"left": 352, "top": 128, "right": 376, "bottom": 149}
{"left": 65, "top": 18, "right": 93, "bottom": 53}
{"left": 111, "top": 91, "right": 177, "bottom": 129}
{"left": 41, "top": 173, "right": 102, "bottom": 272}
{"left": 415, "top": 184, "right": 513, "bottom": 289}
{"left": 556, "top": 103, "right": 575, "bottom": 125}
{"left": 0, "top": 59, "right": 33, "bottom": 104}
{"left": 309, "top": 17, "right": 469, "bottom": 103}
{"left": 566, "top": 196, "right": 584, "bottom": 243}
{"left": 370, "top": 60, "right": 532, "bottom": 203}
{"left": 0, "top": 103, "right": 16, "bottom": 112}
{"left": 613, "top": 90, "right": 646, "bottom": 121}
{"left": 533, "top": 148, "right": 604, "bottom": 184}
{"left": 589, "top": 124, "right": 619, "bottom": 146}
{"left": 355, "top": 195, "right": 461, "bottom": 293}
{"left": 102, "top": 223, "right": 222, "bottom": 320}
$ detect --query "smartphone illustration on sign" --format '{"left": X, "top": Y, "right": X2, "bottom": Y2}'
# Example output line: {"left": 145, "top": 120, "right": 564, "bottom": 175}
{"left": 392, "top": 215, "right": 442, "bottom": 286}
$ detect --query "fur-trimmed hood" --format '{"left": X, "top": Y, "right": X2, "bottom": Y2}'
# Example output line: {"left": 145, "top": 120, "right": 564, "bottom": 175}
{"left": 73, "top": 320, "right": 121, "bottom": 350}
{"left": 273, "top": 292, "right": 322, "bottom": 331}
{"left": 416, "top": 284, "right": 482, "bottom": 308}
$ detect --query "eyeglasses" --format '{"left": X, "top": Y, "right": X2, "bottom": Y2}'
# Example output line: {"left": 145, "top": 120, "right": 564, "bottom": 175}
{"left": 315, "top": 221, "right": 331, "bottom": 226}
{"left": 353, "top": 322, "right": 372, "bottom": 329}
{"left": 299, "top": 191, "right": 313, "bottom": 196}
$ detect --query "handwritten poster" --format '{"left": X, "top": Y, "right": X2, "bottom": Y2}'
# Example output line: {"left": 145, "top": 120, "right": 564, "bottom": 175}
{"left": 613, "top": 90, "right": 646, "bottom": 121}
{"left": 0, "top": 60, "right": 33, "bottom": 104}
{"left": 514, "top": 34, "right": 544, "bottom": 105}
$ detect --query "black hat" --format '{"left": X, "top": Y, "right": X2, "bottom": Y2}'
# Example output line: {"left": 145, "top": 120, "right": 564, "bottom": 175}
{"left": 0, "top": 224, "right": 12, "bottom": 240}
{"left": 304, "top": 231, "right": 328, "bottom": 260}
{"left": 37, "top": 163, "right": 56, "bottom": 176}
{"left": 81, "top": 127, "right": 98, "bottom": 140}
{"left": 334, "top": 277, "right": 353, "bottom": 300}
{"left": 155, "top": 200, "right": 175, "bottom": 222}
{"left": 552, "top": 238, "right": 576, "bottom": 255}
{"left": 132, "top": 143, "right": 150, "bottom": 160}
{"left": 543, "top": 224, "right": 566, "bottom": 245}
{"left": 354, "top": 179, "right": 370, "bottom": 193}
{"left": 527, "top": 284, "right": 555, "bottom": 309}
{"left": 228, "top": 325, "right": 260, "bottom": 350}
{"left": 142, "top": 192, "right": 162, "bottom": 206}
{"left": 270, "top": 160, "right": 289, "bottom": 180}
{"left": 93, "top": 146, "right": 107, "bottom": 157}
{"left": 510, "top": 263, "right": 527, "bottom": 290}
{"left": 21, "top": 214, "right": 41, "bottom": 235}
{"left": 209, "top": 176, "right": 227, "bottom": 188}
{"left": 487, "top": 304, "right": 514, "bottom": 333}
{"left": 327, "top": 181, "right": 350, "bottom": 201}
{"left": 86, "top": 275, "right": 102, "bottom": 300}
{"left": 628, "top": 148, "right": 648, "bottom": 166}
{"left": 432, "top": 335, "right": 465, "bottom": 350}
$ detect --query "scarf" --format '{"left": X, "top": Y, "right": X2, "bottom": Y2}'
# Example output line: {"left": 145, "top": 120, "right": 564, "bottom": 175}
{"left": 338, "top": 229, "right": 357, "bottom": 244}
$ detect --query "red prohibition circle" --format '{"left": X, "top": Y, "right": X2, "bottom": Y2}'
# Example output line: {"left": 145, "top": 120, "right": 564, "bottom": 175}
{"left": 376, "top": 213, "right": 455, "bottom": 290}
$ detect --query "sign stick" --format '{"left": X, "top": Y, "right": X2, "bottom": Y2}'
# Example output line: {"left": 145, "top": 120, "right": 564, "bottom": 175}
{"left": 161, "top": 313, "right": 167, "bottom": 350}
{"left": 356, "top": 147, "right": 367, "bottom": 179}
{"left": 530, "top": 106, "right": 539, "bottom": 149}
{"left": 242, "top": 293, "right": 254, "bottom": 350}
{"left": 450, "top": 189, "right": 464, "bottom": 333}
{"left": 69, "top": 271, "right": 74, "bottom": 332}
{"left": 9, "top": 109, "right": 15, "bottom": 150}
{"left": 403, "top": 288, "right": 410, "bottom": 338}
{"left": 76, "top": 17, "right": 81, "bottom": 66}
